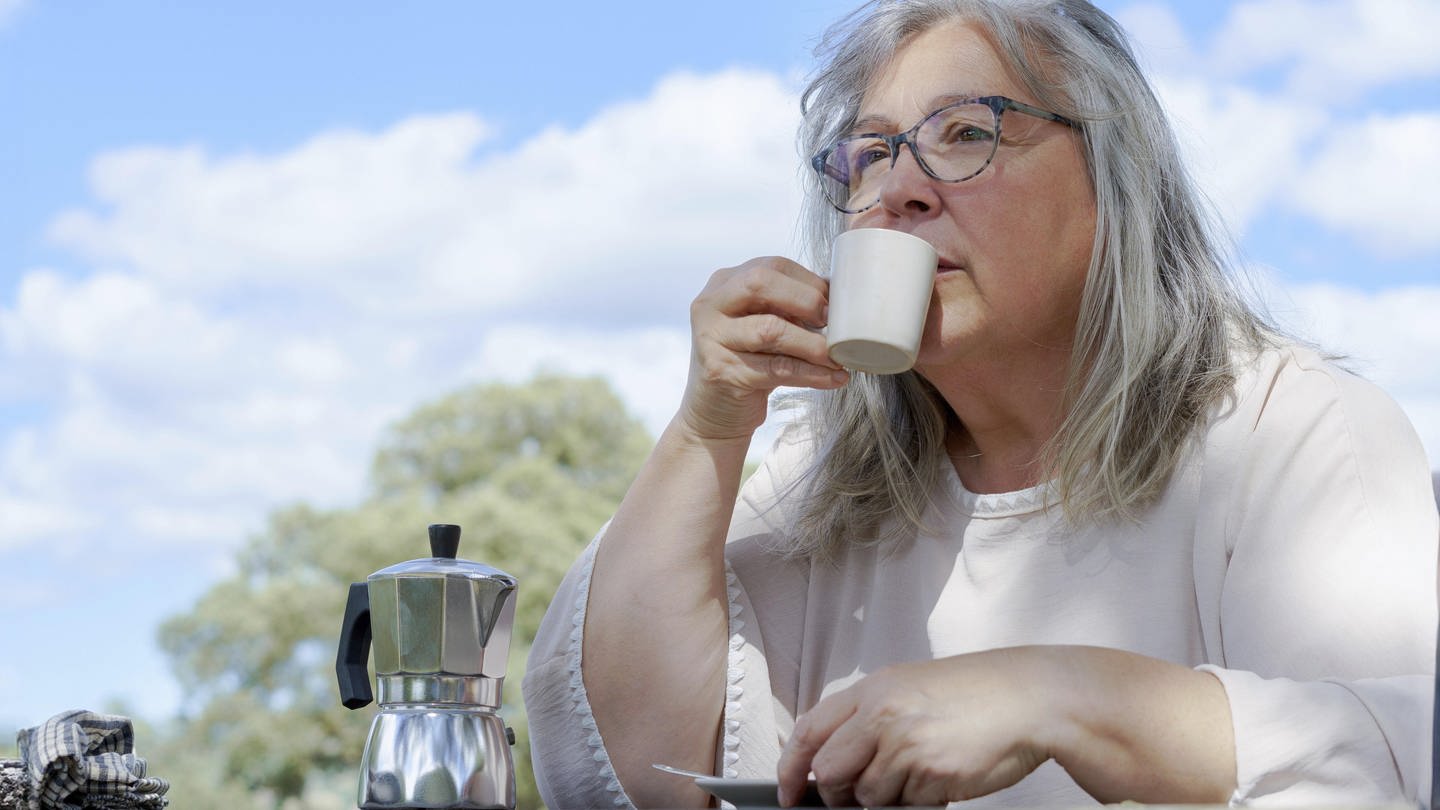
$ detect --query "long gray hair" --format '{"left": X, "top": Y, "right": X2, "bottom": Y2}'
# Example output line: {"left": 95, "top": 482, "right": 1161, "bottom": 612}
{"left": 782, "top": 0, "right": 1277, "bottom": 558}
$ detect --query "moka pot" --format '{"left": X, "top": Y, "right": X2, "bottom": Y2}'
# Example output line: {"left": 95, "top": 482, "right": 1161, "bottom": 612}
{"left": 337, "top": 523, "right": 519, "bottom": 809}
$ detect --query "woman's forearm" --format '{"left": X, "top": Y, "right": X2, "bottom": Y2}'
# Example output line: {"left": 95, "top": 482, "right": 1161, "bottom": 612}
{"left": 1043, "top": 645, "right": 1236, "bottom": 804}
{"left": 581, "top": 418, "right": 754, "bottom": 808}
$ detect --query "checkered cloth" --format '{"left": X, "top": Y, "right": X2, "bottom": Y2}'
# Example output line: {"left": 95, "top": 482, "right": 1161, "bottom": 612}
{"left": 14, "top": 711, "right": 169, "bottom": 809}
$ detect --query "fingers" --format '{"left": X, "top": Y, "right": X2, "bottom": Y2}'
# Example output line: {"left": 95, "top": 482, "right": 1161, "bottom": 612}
{"left": 807, "top": 702, "right": 921, "bottom": 808}
{"left": 853, "top": 745, "right": 909, "bottom": 808}
{"left": 777, "top": 696, "right": 857, "bottom": 807}
{"left": 680, "top": 257, "right": 850, "bottom": 440}
{"left": 808, "top": 714, "right": 879, "bottom": 808}
{"left": 780, "top": 696, "right": 948, "bottom": 809}
{"left": 897, "top": 765, "right": 962, "bottom": 808}
{"left": 695, "top": 314, "right": 842, "bottom": 383}
{"left": 700, "top": 256, "right": 830, "bottom": 324}
{"left": 703, "top": 348, "right": 850, "bottom": 394}
{"left": 695, "top": 258, "right": 839, "bottom": 376}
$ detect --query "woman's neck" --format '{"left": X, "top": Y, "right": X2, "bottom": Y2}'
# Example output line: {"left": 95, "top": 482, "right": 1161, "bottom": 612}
{"left": 924, "top": 353, "right": 1071, "bottom": 495}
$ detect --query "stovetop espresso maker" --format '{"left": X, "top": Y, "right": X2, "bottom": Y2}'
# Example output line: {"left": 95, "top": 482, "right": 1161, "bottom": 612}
{"left": 337, "top": 523, "right": 519, "bottom": 809}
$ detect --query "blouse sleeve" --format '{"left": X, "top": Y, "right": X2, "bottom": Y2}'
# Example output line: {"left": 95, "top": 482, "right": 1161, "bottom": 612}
{"left": 521, "top": 530, "right": 638, "bottom": 810}
{"left": 1193, "top": 345, "right": 1438, "bottom": 806}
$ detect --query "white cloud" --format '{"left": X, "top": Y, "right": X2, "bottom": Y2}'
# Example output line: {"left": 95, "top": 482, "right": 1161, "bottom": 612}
{"left": 1277, "top": 283, "right": 1440, "bottom": 392}
{"left": 1120, "top": 5, "right": 1323, "bottom": 238}
{"left": 0, "top": 488, "right": 94, "bottom": 550}
{"left": 1119, "top": 0, "right": 1440, "bottom": 255}
{"left": 1, "top": 268, "right": 242, "bottom": 400}
{"left": 1153, "top": 76, "right": 1325, "bottom": 235}
{"left": 1210, "top": 0, "right": 1440, "bottom": 98}
{"left": 1112, "top": 2, "right": 1198, "bottom": 76}
{"left": 48, "top": 115, "right": 506, "bottom": 309}
{"left": 47, "top": 70, "right": 805, "bottom": 324}
{"left": 1287, "top": 112, "right": 1440, "bottom": 256}
{"left": 0, "top": 68, "right": 805, "bottom": 564}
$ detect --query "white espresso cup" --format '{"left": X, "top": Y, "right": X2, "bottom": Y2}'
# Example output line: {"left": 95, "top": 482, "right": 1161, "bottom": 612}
{"left": 825, "top": 228, "right": 938, "bottom": 374}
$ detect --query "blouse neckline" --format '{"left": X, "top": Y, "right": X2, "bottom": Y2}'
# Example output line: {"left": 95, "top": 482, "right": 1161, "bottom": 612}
{"left": 939, "top": 457, "right": 1055, "bottom": 518}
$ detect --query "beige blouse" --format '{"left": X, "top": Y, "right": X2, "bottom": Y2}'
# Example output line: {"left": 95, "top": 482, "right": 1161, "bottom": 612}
{"left": 524, "top": 342, "right": 1439, "bottom": 808}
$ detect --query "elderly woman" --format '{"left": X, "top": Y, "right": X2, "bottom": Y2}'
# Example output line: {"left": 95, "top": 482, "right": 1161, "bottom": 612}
{"left": 523, "top": 0, "right": 1438, "bottom": 807}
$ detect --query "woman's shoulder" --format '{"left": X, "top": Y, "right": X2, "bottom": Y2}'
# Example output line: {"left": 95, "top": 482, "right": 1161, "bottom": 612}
{"left": 1227, "top": 339, "right": 1415, "bottom": 437}
{"left": 1205, "top": 337, "right": 1431, "bottom": 498}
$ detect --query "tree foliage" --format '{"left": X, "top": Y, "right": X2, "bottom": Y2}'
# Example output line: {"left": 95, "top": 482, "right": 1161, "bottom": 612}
{"left": 154, "top": 374, "right": 652, "bottom": 808}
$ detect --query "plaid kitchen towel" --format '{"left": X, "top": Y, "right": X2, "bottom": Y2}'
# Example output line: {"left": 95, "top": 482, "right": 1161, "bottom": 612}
{"left": 15, "top": 710, "right": 169, "bottom": 810}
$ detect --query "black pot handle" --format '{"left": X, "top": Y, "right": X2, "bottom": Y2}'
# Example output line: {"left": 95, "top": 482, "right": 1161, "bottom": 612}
{"left": 337, "top": 581, "right": 373, "bottom": 709}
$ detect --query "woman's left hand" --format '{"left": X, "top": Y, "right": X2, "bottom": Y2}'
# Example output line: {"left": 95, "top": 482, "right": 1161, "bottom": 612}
{"left": 776, "top": 648, "right": 1055, "bottom": 808}
{"left": 775, "top": 645, "right": 1236, "bottom": 808}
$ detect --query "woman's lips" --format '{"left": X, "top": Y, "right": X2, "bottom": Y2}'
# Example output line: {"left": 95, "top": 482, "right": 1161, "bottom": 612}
{"left": 937, "top": 261, "right": 963, "bottom": 274}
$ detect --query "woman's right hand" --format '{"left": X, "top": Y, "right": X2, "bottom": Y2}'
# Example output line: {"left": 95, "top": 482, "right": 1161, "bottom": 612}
{"left": 679, "top": 256, "right": 850, "bottom": 442}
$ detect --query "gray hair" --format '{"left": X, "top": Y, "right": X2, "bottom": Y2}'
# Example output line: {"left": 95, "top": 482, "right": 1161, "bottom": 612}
{"left": 780, "top": 0, "right": 1277, "bottom": 558}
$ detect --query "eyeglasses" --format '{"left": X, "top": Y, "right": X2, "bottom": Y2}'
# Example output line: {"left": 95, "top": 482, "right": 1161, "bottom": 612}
{"left": 810, "top": 95, "right": 1079, "bottom": 214}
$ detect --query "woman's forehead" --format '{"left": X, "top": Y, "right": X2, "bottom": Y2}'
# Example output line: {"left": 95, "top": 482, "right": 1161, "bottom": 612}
{"left": 857, "top": 19, "right": 1020, "bottom": 126}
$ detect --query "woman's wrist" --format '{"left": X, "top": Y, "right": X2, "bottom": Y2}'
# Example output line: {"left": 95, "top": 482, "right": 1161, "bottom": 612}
{"left": 665, "top": 414, "right": 756, "bottom": 455}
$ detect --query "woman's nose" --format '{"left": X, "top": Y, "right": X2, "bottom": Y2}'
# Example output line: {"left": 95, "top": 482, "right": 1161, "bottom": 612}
{"left": 873, "top": 146, "right": 941, "bottom": 217}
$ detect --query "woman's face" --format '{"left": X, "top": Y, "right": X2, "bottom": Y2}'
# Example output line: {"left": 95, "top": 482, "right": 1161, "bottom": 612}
{"left": 846, "top": 19, "right": 1096, "bottom": 381}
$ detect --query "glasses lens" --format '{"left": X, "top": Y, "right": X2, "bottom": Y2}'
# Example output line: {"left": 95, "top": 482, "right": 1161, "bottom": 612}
{"left": 818, "top": 137, "right": 892, "bottom": 213}
{"left": 915, "top": 103, "right": 999, "bottom": 182}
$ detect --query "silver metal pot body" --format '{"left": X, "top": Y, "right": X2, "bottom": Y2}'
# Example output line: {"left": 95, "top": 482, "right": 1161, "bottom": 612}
{"left": 359, "top": 706, "right": 514, "bottom": 810}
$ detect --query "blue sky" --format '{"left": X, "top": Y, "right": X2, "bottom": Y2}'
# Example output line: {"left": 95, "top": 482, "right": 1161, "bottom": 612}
{"left": 2, "top": 0, "right": 1438, "bottom": 742}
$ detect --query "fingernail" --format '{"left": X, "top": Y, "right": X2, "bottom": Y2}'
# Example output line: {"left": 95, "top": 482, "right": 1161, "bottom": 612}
{"left": 776, "top": 786, "right": 791, "bottom": 807}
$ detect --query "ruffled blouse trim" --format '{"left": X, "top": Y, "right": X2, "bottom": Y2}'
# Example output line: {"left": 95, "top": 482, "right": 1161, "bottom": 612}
{"left": 566, "top": 538, "right": 635, "bottom": 808}
{"left": 721, "top": 562, "right": 746, "bottom": 779}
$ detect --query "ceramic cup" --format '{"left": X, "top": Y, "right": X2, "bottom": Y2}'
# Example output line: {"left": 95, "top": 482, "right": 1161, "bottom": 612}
{"left": 825, "top": 228, "right": 938, "bottom": 374}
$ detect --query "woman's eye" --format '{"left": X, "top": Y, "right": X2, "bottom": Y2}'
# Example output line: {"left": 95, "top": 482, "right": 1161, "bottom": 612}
{"left": 942, "top": 123, "right": 993, "bottom": 143}
{"left": 855, "top": 146, "right": 890, "bottom": 168}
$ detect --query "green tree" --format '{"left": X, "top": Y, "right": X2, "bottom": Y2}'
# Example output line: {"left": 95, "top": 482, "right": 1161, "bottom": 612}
{"left": 154, "top": 373, "right": 652, "bottom": 808}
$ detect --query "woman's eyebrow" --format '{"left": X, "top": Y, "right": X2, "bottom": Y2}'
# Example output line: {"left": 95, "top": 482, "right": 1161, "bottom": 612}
{"left": 849, "top": 91, "right": 986, "bottom": 134}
